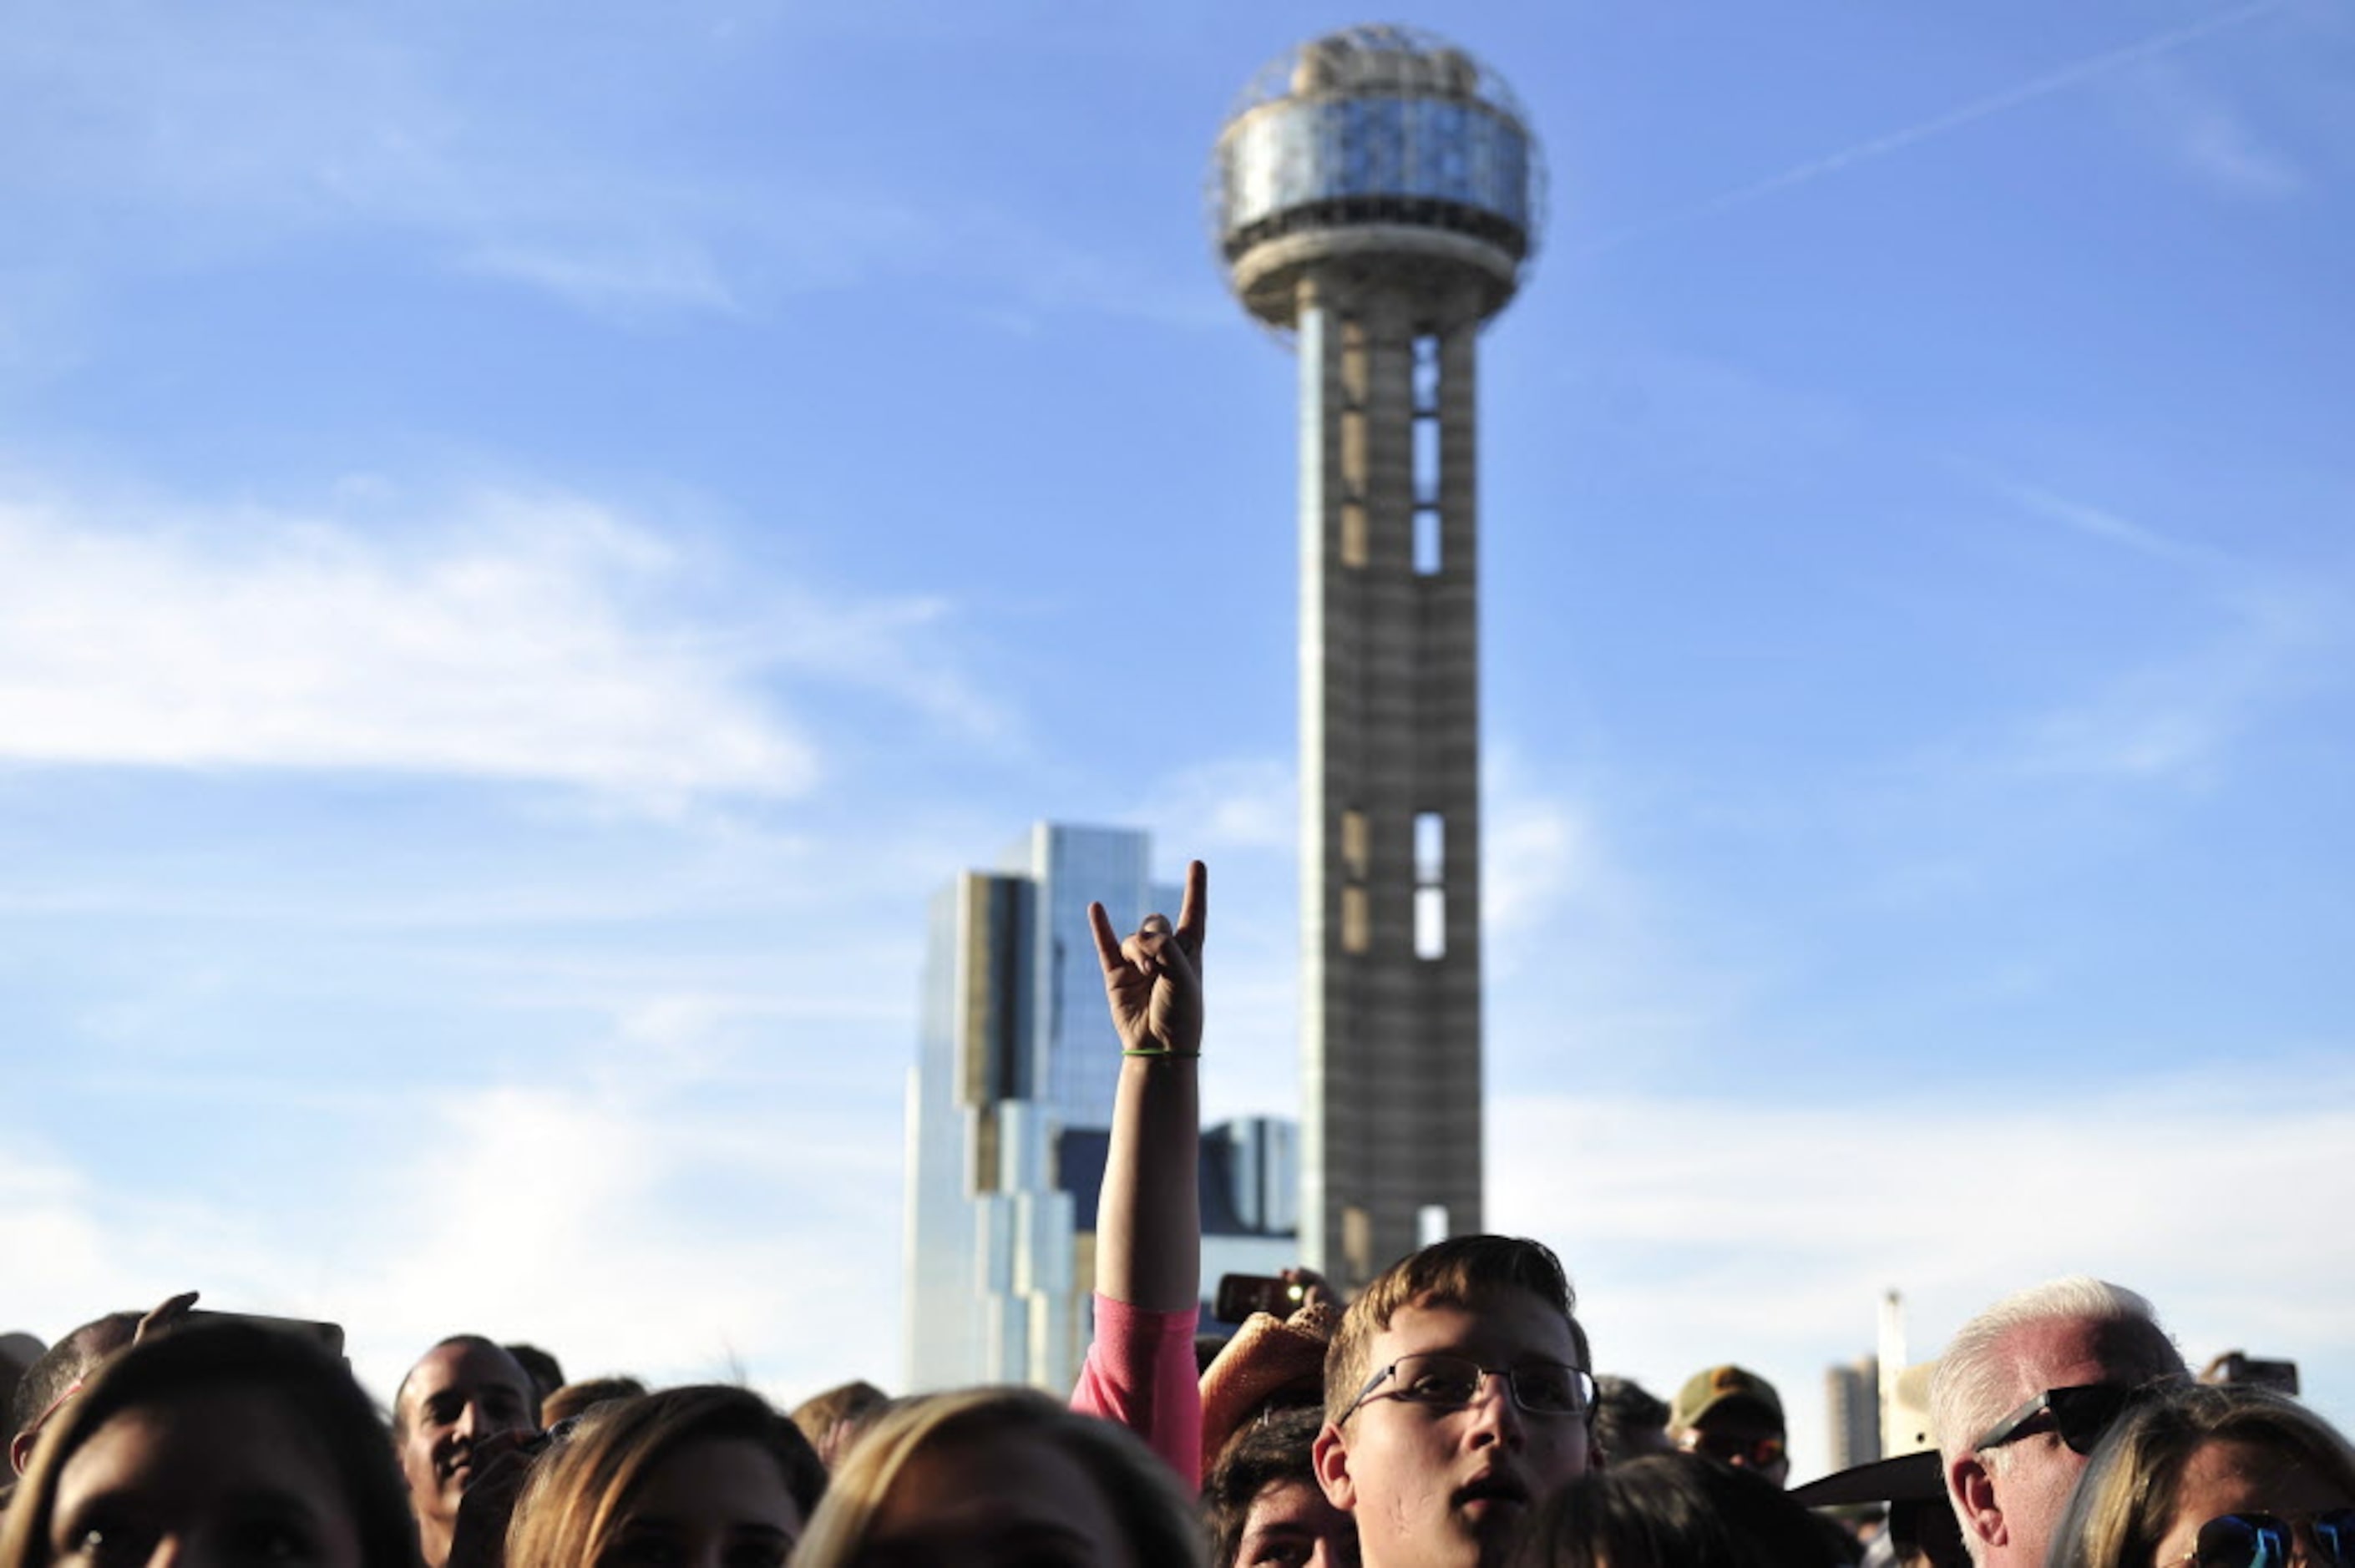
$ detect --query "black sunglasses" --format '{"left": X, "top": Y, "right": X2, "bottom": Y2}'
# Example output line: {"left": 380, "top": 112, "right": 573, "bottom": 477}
{"left": 2178, "top": 1510, "right": 2355, "bottom": 1568}
{"left": 1970, "top": 1383, "right": 2142, "bottom": 1455}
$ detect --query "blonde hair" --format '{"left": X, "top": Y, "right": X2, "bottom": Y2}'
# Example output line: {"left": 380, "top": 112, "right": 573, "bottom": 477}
{"left": 2047, "top": 1383, "right": 2355, "bottom": 1568}
{"left": 1323, "top": 1235, "right": 1588, "bottom": 1429}
{"left": 790, "top": 1386, "right": 1204, "bottom": 1568}
{"left": 505, "top": 1386, "right": 823, "bottom": 1568}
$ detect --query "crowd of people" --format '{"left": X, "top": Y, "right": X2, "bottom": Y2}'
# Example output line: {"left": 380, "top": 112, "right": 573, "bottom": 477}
{"left": 5, "top": 862, "right": 2349, "bottom": 1566}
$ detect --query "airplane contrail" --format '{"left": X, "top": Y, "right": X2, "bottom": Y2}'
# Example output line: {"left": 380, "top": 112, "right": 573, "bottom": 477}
{"left": 1573, "top": 0, "right": 2297, "bottom": 256}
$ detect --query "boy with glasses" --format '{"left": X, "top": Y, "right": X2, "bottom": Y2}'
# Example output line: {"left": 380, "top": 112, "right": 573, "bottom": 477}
{"left": 1312, "top": 1235, "right": 1595, "bottom": 1568}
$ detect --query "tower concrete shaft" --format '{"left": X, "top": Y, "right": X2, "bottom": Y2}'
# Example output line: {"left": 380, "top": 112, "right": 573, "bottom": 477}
{"left": 1210, "top": 23, "right": 1539, "bottom": 1291}
{"left": 1298, "top": 267, "right": 1486, "bottom": 1289}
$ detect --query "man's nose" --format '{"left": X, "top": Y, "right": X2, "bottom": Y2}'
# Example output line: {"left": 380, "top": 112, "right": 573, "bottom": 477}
{"left": 1464, "top": 1371, "right": 1526, "bottom": 1446}
{"left": 454, "top": 1398, "right": 484, "bottom": 1438}
{"left": 148, "top": 1532, "right": 216, "bottom": 1568}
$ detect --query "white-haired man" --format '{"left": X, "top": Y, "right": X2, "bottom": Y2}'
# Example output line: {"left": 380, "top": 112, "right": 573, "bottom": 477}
{"left": 1928, "top": 1277, "right": 2187, "bottom": 1568}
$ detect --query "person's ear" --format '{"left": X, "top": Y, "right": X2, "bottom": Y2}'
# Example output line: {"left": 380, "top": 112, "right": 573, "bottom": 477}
{"left": 10, "top": 1427, "right": 38, "bottom": 1475}
{"left": 1313, "top": 1420, "right": 1358, "bottom": 1511}
{"left": 1950, "top": 1453, "right": 2007, "bottom": 1549}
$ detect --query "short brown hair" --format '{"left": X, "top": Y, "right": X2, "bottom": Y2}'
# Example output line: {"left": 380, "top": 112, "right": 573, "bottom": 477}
{"left": 1324, "top": 1235, "right": 1590, "bottom": 1428}
{"left": 789, "top": 1379, "right": 890, "bottom": 1467}
{"left": 1203, "top": 1407, "right": 1327, "bottom": 1567}
{"left": 539, "top": 1375, "right": 647, "bottom": 1429}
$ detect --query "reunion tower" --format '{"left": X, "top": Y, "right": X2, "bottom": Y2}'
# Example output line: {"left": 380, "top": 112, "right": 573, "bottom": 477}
{"left": 1210, "top": 26, "right": 1542, "bottom": 1287}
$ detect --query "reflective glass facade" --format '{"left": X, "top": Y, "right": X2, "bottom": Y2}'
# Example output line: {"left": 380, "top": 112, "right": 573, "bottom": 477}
{"left": 1218, "top": 94, "right": 1532, "bottom": 240}
{"left": 1002, "top": 823, "right": 1176, "bottom": 1134}
{"left": 905, "top": 822, "right": 1184, "bottom": 1393}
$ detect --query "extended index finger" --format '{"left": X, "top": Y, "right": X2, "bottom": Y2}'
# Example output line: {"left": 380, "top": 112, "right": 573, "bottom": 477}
{"left": 1086, "top": 900, "right": 1124, "bottom": 976}
{"left": 1175, "top": 859, "right": 1208, "bottom": 956}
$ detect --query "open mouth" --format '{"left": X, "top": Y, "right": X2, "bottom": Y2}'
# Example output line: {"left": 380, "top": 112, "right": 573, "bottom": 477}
{"left": 1453, "top": 1473, "right": 1531, "bottom": 1513}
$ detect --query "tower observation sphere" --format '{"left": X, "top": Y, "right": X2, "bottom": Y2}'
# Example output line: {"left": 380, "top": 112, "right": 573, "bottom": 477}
{"left": 1208, "top": 26, "right": 1544, "bottom": 1289}
{"left": 1210, "top": 24, "right": 1544, "bottom": 329}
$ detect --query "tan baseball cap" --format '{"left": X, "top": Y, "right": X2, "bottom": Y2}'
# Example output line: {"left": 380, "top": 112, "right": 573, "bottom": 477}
{"left": 1671, "top": 1363, "right": 1785, "bottom": 1432}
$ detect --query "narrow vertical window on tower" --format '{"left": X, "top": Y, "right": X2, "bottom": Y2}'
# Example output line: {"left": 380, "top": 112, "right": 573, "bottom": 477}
{"left": 1342, "top": 885, "right": 1370, "bottom": 954}
{"left": 1341, "top": 316, "right": 1371, "bottom": 569}
{"left": 1342, "top": 316, "right": 1370, "bottom": 406}
{"left": 1411, "top": 333, "right": 1442, "bottom": 574}
{"left": 1341, "top": 808, "right": 1370, "bottom": 953}
{"left": 1414, "top": 811, "right": 1446, "bottom": 959}
{"left": 1411, "top": 330, "right": 1441, "bottom": 414}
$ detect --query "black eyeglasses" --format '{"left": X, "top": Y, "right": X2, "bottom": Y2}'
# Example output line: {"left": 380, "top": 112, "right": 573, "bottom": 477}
{"left": 1970, "top": 1383, "right": 2143, "bottom": 1455}
{"left": 1338, "top": 1353, "right": 1596, "bottom": 1424}
{"left": 2175, "top": 1510, "right": 2355, "bottom": 1568}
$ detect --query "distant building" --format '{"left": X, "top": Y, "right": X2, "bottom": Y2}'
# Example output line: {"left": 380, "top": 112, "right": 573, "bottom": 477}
{"left": 903, "top": 822, "right": 1299, "bottom": 1393}
{"left": 1826, "top": 1354, "right": 1881, "bottom": 1473}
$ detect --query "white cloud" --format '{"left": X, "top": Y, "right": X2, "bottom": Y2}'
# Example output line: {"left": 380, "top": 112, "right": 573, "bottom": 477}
{"left": 0, "top": 1072, "right": 905, "bottom": 1411}
{"left": 1484, "top": 783, "right": 1604, "bottom": 938}
{"left": 1479, "top": 751, "right": 1712, "bottom": 1005}
{"left": 2122, "top": 58, "right": 2307, "bottom": 200}
{"left": 330, "top": 1078, "right": 900, "bottom": 1404}
{"left": 1492, "top": 1059, "right": 2355, "bottom": 1479}
{"left": 2008, "top": 575, "right": 2346, "bottom": 785}
{"left": 1139, "top": 756, "right": 1297, "bottom": 853}
{"left": 458, "top": 240, "right": 747, "bottom": 319}
{"left": 0, "top": 473, "right": 992, "bottom": 802}
{"left": 1907, "top": 479, "right": 2347, "bottom": 788}
{"left": 0, "top": 1142, "right": 313, "bottom": 1348}
{"left": 19, "top": 1050, "right": 2350, "bottom": 1471}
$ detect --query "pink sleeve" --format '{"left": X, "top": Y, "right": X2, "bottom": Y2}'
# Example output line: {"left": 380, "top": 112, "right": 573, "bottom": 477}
{"left": 1070, "top": 1292, "right": 1203, "bottom": 1491}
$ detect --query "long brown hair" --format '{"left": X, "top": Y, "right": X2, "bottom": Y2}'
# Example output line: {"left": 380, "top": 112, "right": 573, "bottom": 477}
{"left": 0, "top": 1323, "right": 418, "bottom": 1568}
{"left": 790, "top": 1386, "right": 1205, "bottom": 1568}
{"left": 504, "top": 1385, "right": 824, "bottom": 1568}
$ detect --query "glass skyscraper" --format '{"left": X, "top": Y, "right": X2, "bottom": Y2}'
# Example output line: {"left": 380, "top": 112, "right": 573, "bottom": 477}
{"left": 902, "top": 822, "right": 1298, "bottom": 1393}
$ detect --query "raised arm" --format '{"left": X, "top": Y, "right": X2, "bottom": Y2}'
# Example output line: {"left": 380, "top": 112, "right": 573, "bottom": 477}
{"left": 1087, "top": 858, "right": 1206, "bottom": 1312}
{"left": 1071, "top": 860, "right": 1207, "bottom": 1486}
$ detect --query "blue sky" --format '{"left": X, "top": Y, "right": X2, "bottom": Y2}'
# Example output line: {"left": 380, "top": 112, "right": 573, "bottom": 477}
{"left": 3, "top": 0, "right": 2350, "bottom": 1478}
